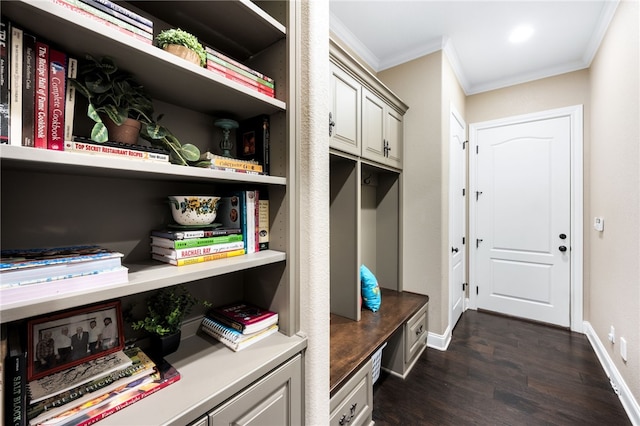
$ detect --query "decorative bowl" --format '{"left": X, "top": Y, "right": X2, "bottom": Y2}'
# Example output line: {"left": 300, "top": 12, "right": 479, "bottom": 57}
{"left": 168, "top": 196, "right": 221, "bottom": 226}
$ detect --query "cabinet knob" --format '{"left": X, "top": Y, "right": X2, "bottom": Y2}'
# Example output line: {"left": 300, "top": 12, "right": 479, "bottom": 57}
{"left": 329, "top": 112, "right": 336, "bottom": 136}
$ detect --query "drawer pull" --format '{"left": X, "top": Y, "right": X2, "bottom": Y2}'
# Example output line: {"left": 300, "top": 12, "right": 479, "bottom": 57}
{"left": 338, "top": 403, "right": 358, "bottom": 425}
{"left": 415, "top": 324, "right": 424, "bottom": 335}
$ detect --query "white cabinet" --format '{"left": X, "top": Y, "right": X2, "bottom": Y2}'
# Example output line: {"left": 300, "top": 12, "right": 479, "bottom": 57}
{"left": 0, "top": 1, "right": 305, "bottom": 424}
{"left": 330, "top": 63, "right": 361, "bottom": 156}
{"left": 329, "top": 38, "right": 407, "bottom": 170}
{"left": 362, "top": 87, "right": 403, "bottom": 169}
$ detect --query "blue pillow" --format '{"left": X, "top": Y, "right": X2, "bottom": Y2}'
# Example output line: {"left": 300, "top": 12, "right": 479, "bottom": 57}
{"left": 360, "top": 264, "right": 381, "bottom": 312}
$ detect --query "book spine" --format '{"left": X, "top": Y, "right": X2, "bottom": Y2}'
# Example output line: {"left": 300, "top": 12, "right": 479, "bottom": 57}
{"left": 261, "top": 116, "right": 270, "bottom": 175}
{"left": 21, "top": 33, "right": 36, "bottom": 147}
{"left": 57, "top": 0, "right": 153, "bottom": 39}
{"left": 63, "top": 140, "right": 170, "bottom": 162}
{"left": 152, "top": 248, "right": 245, "bottom": 266}
{"left": 209, "top": 155, "right": 263, "bottom": 172}
{"left": 50, "top": 0, "right": 152, "bottom": 44}
{"left": 81, "top": 0, "right": 153, "bottom": 28}
{"left": 77, "top": 0, "right": 153, "bottom": 33}
{"left": 151, "top": 241, "right": 245, "bottom": 259}
{"left": 150, "top": 228, "right": 241, "bottom": 240}
{"left": 63, "top": 57, "right": 77, "bottom": 141}
{"left": 9, "top": 24, "right": 22, "bottom": 146}
{"left": 0, "top": 18, "right": 9, "bottom": 144}
{"left": 206, "top": 55, "right": 274, "bottom": 89}
{"left": 5, "top": 353, "right": 28, "bottom": 426}
{"left": 245, "top": 191, "right": 256, "bottom": 254}
{"left": 150, "top": 234, "right": 243, "bottom": 250}
{"left": 204, "top": 46, "right": 274, "bottom": 83}
{"left": 258, "top": 197, "right": 269, "bottom": 251}
{"left": 34, "top": 41, "right": 48, "bottom": 149}
{"left": 47, "top": 49, "right": 66, "bottom": 150}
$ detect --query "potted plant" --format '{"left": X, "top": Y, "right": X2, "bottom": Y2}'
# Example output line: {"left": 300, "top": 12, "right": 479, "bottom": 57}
{"left": 69, "top": 54, "right": 204, "bottom": 166}
{"left": 131, "top": 286, "right": 209, "bottom": 359}
{"left": 155, "top": 28, "right": 207, "bottom": 67}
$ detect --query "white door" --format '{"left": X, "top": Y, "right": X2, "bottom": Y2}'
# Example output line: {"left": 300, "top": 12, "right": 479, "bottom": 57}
{"left": 471, "top": 115, "right": 571, "bottom": 327}
{"left": 449, "top": 107, "right": 466, "bottom": 330}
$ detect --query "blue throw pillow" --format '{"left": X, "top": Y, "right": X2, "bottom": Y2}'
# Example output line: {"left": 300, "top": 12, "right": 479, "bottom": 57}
{"left": 360, "top": 264, "right": 381, "bottom": 312}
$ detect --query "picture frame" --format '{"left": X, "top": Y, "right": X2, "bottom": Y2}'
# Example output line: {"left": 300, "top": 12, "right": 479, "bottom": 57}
{"left": 28, "top": 301, "right": 124, "bottom": 381}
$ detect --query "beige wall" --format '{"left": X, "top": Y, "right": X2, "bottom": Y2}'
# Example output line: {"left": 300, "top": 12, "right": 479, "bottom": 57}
{"left": 588, "top": 0, "right": 639, "bottom": 404}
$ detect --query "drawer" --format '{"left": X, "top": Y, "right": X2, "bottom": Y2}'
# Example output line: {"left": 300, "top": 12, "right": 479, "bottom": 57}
{"left": 330, "top": 360, "right": 373, "bottom": 426}
{"left": 405, "top": 305, "right": 428, "bottom": 363}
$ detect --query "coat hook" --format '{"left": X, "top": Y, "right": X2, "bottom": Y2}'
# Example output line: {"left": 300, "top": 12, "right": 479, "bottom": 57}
{"left": 363, "top": 174, "right": 372, "bottom": 185}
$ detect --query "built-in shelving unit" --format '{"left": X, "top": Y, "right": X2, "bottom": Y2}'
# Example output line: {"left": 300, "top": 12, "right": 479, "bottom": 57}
{"left": 1, "top": 1, "right": 304, "bottom": 424}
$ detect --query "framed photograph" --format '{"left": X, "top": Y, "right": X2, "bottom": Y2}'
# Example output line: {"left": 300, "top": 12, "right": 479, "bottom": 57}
{"left": 27, "top": 301, "right": 124, "bottom": 381}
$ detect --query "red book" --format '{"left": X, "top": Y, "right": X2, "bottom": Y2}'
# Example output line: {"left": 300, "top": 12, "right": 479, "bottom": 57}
{"left": 34, "top": 41, "right": 49, "bottom": 149}
{"left": 207, "top": 302, "right": 278, "bottom": 335}
{"left": 206, "top": 63, "right": 275, "bottom": 98}
{"left": 47, "top": 48, "right": 66, "bottom": 150}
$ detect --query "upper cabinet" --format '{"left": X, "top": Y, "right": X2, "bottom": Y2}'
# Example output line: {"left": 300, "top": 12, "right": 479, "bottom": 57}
{"left": 329, "top": 38, "right": 408, "bottom": 169}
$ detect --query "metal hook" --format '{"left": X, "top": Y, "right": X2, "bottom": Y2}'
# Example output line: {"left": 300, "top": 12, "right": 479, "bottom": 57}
{"left": 363, "top": 174, "right": 372, "bottom": 185}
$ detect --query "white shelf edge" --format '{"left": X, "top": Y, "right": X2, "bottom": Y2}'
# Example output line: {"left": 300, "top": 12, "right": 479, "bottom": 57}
{"left": 0, "top": 145, "right": 287, "bottom": 185}
{"left": 0, "top": 250, "right": 286, "bottom": 323}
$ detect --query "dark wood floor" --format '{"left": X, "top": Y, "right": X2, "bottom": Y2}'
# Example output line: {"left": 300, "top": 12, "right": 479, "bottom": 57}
{"left": 372, "top": 310, "right": 631, "bottom": 425}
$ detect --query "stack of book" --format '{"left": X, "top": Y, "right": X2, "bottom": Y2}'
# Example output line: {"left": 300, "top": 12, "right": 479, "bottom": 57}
{"left": 0, "top": 245, "right": 128, "bottom": 305}
{"left": 201, "top": 302, "right": 279, "bottom": 352}
{"left": 150, "top": 227, "right": 245, "bottom": 266}
{"left": 217, "top": 190, "right": 269, "bottom": 255}
{"left": 200, "top": 152, "right": 264, "bottom": 175}
{"left": 205, "top": 46, "right": 275, "bottom": 98}
{"left": 25, "top": 347, "right": 179, "bottom": 426}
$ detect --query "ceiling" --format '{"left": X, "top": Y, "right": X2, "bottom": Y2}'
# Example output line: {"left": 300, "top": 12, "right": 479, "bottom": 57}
{"left": 329, "top": 1, "right": 619, "bottom": 95}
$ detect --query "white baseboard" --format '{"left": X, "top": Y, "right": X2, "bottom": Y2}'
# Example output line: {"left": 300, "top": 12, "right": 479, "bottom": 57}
{"left": 583, "top": 321, "right": 640, "bottom": 426}
{"left": 427, "top": 325, "right": 451, "bottom": 351}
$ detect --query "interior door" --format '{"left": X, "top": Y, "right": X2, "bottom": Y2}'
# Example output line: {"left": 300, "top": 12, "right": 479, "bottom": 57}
{"left": 472, "top": 115, "right": 571, "bottom": 327}
{"left": 449, "top": 108, "right": 466, "bottom": 330}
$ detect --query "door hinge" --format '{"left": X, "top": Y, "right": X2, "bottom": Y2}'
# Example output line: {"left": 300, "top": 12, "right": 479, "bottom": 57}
{"left": 476, "top": 286, "right": 479, "bottom": 295}
{"left": 462, "top": 188, "right": 466, "bottom": 196}
{"left": 462, "top": 237, "right": 465, "bottom": 245}
{"left": 476, "top": 145, "right": 479, "bottom": 154}
{"left": 462, "top": 282, "right": 467, "bottom": 291}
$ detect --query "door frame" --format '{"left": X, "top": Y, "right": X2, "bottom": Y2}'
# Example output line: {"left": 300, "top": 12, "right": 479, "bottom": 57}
{"left": 449, "top": 104, "right": 467, "bottom": 332}
{"left": 468, "top": 105, "right": 584, "bottom": 332}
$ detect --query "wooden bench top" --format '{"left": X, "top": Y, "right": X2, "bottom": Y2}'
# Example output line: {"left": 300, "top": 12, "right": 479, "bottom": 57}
{"left": 330, "top": 288, "right": 429, "bottom": 395}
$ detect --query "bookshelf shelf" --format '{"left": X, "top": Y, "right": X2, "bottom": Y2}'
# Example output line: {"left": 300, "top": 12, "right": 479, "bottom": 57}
{"left": 0, "top": 250, "right": 287, "bottom": 323}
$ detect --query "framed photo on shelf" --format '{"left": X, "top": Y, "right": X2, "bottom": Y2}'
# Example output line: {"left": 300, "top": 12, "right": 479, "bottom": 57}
{"left": 28, "top": 301, "right": 125, "bottom": 381}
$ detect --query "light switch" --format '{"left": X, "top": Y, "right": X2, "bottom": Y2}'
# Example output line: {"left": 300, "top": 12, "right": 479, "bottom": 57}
{"left": 594, "top": 217, "right": 604, "bottom": 232}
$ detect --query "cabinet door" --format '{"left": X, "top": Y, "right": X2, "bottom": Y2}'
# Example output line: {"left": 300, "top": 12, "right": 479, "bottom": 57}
{"left": 330, "top": 64, "right": 361, "bottom": 155}
{"left": 208, "top": 355, "right": 302, "bottom": 425}
{"left": 384, "top": 107, "right": 403, "bottom": 169}
{"left": 361, "top": 87, "right": 386, "bottom": 164}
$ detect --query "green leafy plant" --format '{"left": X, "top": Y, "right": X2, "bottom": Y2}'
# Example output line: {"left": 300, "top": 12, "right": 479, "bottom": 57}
{"left": 69, "top": 54, "right": 205, "bottom": 166}
{"left": 131, "top": 286, "right": 210, "bottom": 336}
{"left": 155, "top": 28, "right": 207, "bottom": 67}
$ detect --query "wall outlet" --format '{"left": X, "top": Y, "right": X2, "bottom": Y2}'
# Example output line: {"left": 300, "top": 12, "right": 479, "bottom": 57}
{"left": 608, "top": 326, "right": 615, "bottom": 343}
{"left": 620, "top": 337, "right": 628, "bottom": 362}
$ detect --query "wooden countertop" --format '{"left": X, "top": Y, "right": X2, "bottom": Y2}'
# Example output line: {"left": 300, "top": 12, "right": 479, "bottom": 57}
{"left": 330, "top": 288, "right": 429, "bottom": 395}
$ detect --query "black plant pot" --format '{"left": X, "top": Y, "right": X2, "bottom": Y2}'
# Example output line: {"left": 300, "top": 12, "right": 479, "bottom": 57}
{"left": 149, "top": 330, "right": 181, "bottom": 362}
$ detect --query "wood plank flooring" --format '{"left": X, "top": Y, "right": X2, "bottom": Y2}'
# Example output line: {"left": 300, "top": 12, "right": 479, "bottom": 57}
{"left": 372, "top": 310, "right": 631, "bottom": 425}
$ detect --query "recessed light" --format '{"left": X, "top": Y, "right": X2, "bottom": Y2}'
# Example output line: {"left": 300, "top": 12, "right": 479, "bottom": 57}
{"left": 509, "top": 25, "right": 534, "bottom": 43}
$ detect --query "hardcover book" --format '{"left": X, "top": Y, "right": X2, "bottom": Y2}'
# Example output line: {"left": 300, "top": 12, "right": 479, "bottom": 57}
{"left": 237, "top": 115, "right": 270, "bottom": 175}
{"left": 0, "top": 18, "right": 8, "bottom": 144}
{"left": 151, "top": 248, "right": 245, "bottom": 266}
{"left": 34, "top": 41, "right": 48, "bottom": 149}
{"left": 22, "top": 32, "right": 36, "bottom": 147}
{"left": 9, "top": 23, "right": 23, "bottom": 146}
{"left": 77, "top": 0, "right": 153, "bottom": 33}
{"left": 150, "top": 227, "right": 241, "bottom": 241}
{"left": 258, "top": 196, "right": 269, "bottom": 251}
{"left": 150, "top": 233, "right": 243, "bottom": 250}
{"left": 207, "top": 302, "right": 278, "bottom": 335}
{"left": 63, "top": 57, "right": 77, "bottom": 142}
{"left": 5, "top": 353, "right": 28, "bottom": 426}
{"left": 150, "top": 241, "right": 245, "bottom": 260}
{"left": 27, "top": 347, "right": 155, "bottom": 425}
{"left": 47, "top": 48, "right": 66, "bottom": 151}
{"left": 64, "top": 140, "right": 169, "bottom": 162}
{"left": 28, "top": 350, "right": 132, "bottom": 403}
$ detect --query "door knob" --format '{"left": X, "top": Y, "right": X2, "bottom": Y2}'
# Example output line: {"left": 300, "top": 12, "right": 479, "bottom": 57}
{"left": 559, "top": 233, "right": 567, "bottom": 239}
{"left": 559, "top": 245, "right": 567, "bottom": 252}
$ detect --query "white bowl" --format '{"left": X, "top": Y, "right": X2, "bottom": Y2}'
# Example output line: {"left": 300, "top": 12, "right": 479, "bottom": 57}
{"left": 168, "top": 195, "right": 221, "bottom": 226}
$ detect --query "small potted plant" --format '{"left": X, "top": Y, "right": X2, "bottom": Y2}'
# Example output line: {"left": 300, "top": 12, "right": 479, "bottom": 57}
{"left": 131, "top": 286, "right": 209, "bottom": 360}
{"left": 155, "top": 28, "right": 207, "bottom": 67}
{"left": 69, "top": 54, "right": 204, "bottom": 166}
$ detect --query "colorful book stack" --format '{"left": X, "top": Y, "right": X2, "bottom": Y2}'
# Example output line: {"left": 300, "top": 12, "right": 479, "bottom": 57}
{"left": 205, "top": 46, "right": 275, "bottom": 98}
{"left": 150, "top": 227, "right": 245, "bottom": 266}
{"left": 200, "top": 152, "right": 263, "bottom": 175}
{"left": 26, "top": 348, "right": 179, "bottom": 426}
{"left": 216, "top": 190, "right": 268, "bottom": 255}
{"left": 201, "top": 302, "right": 279, "bottom": 352}
{"left": 0, "top": 245, "right": 128, "bottom": 305}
